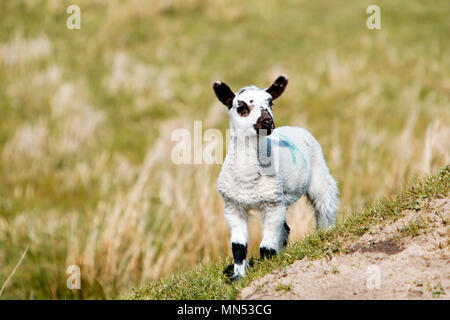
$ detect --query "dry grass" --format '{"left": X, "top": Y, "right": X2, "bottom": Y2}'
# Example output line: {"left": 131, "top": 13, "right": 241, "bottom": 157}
{"left": 0, "top": 0, "right": 449, "bottom": 299}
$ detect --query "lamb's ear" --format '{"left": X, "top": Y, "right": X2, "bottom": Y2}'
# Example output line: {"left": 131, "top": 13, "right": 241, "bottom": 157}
{"left": 266, "top": 75, "right": 288, "bottom": 100}
{"left": 213, "top": 81, "right": 235, "bottom": 109}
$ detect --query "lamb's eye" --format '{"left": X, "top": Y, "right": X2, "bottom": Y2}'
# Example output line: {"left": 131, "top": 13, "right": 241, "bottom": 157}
{"left": 237, "top": 101, "right": 250, "bottom": 117}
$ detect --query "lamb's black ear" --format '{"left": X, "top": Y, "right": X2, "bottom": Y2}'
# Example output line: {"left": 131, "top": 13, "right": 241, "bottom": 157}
{"left": 266, "top": 75, "right": 288, "bottom": 100}
{"left": 213, "top": 81, "right": 235, "bottom": 109}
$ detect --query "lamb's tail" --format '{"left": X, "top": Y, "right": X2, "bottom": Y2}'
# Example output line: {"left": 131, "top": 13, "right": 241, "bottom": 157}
{"left": 307, "top": 148, "right": 339, "bottom": 229}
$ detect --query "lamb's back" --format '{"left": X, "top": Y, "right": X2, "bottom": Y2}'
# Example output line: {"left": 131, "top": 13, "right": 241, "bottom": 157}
{"left": 268, "top": 126, "right": 319, "bottom": 202}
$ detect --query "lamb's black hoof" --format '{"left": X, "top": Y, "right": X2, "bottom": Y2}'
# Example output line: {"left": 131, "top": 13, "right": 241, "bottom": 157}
{"left": 260, "top": 247, "right": 277, "bottom": 259}
{"left": 231, "top": 274, "right": 242, "bottom": 282}
{"left": 223, "top": 263, "right": 234, "bottom": 278}
{"left": 224, "top": 265, "right": 244, "bottom": 283}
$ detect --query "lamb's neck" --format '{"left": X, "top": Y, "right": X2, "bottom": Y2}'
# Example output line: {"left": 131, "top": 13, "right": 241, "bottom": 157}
{"left": 227, "top": 130, "right": 264, "bottom": 184}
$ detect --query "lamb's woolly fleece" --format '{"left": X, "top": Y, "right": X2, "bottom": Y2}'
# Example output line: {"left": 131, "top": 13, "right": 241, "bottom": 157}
{"left": 218, "top": 126, "right": 338, "bottom": 228}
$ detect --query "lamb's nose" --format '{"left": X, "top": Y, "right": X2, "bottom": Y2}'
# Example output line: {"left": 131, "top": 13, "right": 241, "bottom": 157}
{"left": 262, "top": 119, "right": 273, "bottom": 128}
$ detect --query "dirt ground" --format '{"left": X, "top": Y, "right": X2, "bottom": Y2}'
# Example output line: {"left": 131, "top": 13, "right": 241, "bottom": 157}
{"left": 240, "top": 197, "right": 449, "bottom": 300}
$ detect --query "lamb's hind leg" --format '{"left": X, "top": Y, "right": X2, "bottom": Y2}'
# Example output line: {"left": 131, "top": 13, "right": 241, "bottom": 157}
{"left": 259, "top": 204, "right": 288, "bottom": 259}
{"left": 224, "top": 202, "right": 249, "bottom": 280}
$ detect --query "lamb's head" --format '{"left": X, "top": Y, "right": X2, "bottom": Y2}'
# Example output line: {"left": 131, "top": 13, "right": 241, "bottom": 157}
{"left": 213, "top": 75, "right": 288, "bottom": 136}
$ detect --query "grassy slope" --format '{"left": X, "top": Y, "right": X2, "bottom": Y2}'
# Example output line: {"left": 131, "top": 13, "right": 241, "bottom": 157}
{"left": 126, "top": 165, "right": 449, "bottom": 299}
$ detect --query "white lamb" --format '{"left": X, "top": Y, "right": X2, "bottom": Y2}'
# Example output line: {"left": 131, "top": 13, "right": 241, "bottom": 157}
{"left": 213, "top": 75, "right": 339, "bottom": 280}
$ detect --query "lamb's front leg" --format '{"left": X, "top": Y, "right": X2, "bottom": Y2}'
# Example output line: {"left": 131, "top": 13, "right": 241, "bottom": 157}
{"left": 260, "top": 204, "right": 289, "bottom": 259}
{"left": 224, "top": 201, "right": 249, "bottom": 281}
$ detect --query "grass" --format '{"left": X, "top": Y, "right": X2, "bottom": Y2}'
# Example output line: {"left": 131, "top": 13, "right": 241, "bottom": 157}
{"left": 126, "top": 165, "right": 449, "bottom": 299}
{"left": 400, "top": 216, "right": 428, "bottom": 237}
{"left": 275, "top": 282, "right": 292, "bottom": 293}
{"left": 0, "top": 0, "right": 449, "bottom": 299}
{"left": 429, "top": 282, "right": 445, "bottom": 298}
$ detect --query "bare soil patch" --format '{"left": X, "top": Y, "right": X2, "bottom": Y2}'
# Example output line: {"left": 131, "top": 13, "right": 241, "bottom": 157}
{"left": 240, "top": 197, "right": 449, "bottom": 300}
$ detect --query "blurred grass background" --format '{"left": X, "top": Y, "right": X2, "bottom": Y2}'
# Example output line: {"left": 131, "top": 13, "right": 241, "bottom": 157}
{"left": 0, "top": 0, "right": 449, "bottom": 299}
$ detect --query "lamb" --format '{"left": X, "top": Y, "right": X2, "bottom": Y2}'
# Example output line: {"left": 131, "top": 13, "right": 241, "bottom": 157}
{"left": 213, "top": 75, "right": 339, "bottom": 281}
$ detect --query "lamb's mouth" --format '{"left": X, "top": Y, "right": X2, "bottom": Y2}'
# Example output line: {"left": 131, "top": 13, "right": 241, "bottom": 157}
{"left": 254, "top": 122, "right": 275, "bottom": 136}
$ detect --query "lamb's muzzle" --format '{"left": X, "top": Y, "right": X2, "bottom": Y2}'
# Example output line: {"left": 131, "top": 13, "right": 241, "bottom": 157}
{"left": 254, "top": 108, "right": 275, "bottom": 135}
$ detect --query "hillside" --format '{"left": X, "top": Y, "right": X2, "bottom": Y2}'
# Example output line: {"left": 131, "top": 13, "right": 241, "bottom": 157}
{"left": 241, "top": 196, "right": 449, "bottom": 299}
{"left": 127, "top": 166, "right": 449, "bottom": 300}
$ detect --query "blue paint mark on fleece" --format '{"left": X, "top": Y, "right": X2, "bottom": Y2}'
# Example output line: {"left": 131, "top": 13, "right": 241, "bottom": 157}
{"left": 271, "top": 133, "right": 307, "bottom": 168}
